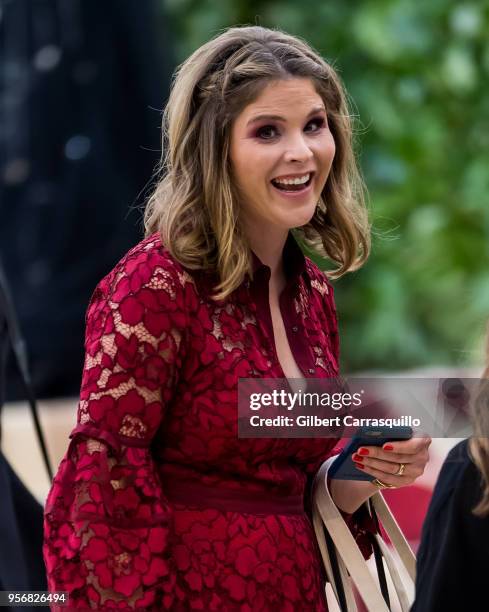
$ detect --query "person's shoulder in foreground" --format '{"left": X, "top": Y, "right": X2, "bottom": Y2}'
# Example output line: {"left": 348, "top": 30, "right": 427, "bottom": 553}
{"left": 412, "top": 438, "right": 489, "bottom": 611}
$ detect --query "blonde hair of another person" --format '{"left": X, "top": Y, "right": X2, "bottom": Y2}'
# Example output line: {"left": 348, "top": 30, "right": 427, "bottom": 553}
{"left": 470, "top": 327, "right": 489, "bottom": 517}
{"left": 144, "top": 25, "right": 370, "bottom": 300}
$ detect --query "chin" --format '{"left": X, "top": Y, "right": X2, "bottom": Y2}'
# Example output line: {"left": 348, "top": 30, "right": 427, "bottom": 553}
{"left": 288, "top": 207, "right": 317, "bottom": 228}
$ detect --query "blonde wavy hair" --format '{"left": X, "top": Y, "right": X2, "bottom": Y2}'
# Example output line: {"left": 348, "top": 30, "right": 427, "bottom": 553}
{"left": 470, "top": 326, "right": 489, "bottom": 517}
{"left": 145, "top": 25, "right": 370, "bottom": 300}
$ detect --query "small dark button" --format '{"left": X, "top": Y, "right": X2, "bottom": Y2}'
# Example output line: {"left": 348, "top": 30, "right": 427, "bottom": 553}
{"left": 308, "top": 368, "right": 315, "bottom": 375}
{"left": 292, "top": 326, "right": 298, "bottom": 332}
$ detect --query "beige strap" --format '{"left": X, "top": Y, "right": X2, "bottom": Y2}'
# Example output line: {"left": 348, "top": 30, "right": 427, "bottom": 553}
{"left": 312, "top": 504, "right": 358, "bottom": 611}
{"left": 313, "top": 459, "right": 390, "bottom": 611}
{"left": 370, "top": 494, "right": 416, "bottom": 581}
{"left": 374, "top": 534, "right": 411, "bottom": 612}
{"left": 312, "top": 456, "right": 416, "bottom": 611}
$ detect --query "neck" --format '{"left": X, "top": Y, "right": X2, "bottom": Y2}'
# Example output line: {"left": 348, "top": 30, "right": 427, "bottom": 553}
{"left": 246, "top": 227, "right": 288, "bottom": 282}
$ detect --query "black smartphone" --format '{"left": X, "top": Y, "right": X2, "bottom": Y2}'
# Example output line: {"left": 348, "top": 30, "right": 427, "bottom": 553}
{"left": 329, "top": 426, "right": 413, "bottom": 481}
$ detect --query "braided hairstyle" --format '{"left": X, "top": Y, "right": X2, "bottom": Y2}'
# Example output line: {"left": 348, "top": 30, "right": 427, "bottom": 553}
{"left": 145, "top": 26, "right": 370, "bottom": 300}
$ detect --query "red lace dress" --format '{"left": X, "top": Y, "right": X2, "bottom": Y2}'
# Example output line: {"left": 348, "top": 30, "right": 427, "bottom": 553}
{"left": 44, "top": 233, "right": 371, "bottom": 611}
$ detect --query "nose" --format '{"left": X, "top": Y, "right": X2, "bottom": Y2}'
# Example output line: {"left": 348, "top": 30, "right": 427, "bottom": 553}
{"left": 283, "top": 132, "right": 314, "bottom": 164}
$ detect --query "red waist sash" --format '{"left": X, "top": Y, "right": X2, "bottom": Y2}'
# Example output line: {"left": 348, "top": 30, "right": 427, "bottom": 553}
{"left": 163, "top": 479, "right": 305, "bottom": 515}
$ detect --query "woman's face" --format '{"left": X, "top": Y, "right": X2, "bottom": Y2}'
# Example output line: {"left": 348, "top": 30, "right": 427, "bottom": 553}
{"left": 229, "top": 77, "right": 335, "bottom": 242}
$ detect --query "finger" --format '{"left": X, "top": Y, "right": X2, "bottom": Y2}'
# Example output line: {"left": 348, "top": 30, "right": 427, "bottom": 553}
{"left": 355, "top": 448, "right": 418, "bottom": 463}
{"left": 389, "top": 437, "right": 432, "bottom": 454}
{"left": 353, "top": 462, "right": 415, "bottom": 487}
{"left": 382, "top": 436, "right": 432, "bottom": 455}
{"left": 352, "top": 454, "right": 416, "bottom": 477}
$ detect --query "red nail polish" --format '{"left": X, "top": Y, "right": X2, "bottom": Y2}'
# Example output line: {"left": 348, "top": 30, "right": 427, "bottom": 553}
{"left": 355, "top": 463, "right": 365, "bottom": 470}
{"left": 352, "top": 454, "right": 363, "bottom": 462}
{"left": 384, "top": 445, "right": 394, "bottom": 451}
{"left": 358, "top": 448, "right": 369, "bottom": 456}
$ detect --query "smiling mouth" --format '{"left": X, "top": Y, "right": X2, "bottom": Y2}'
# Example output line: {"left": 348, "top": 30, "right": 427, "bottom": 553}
{"left": 271, "top": 172, "right": 314, "bottom": 192}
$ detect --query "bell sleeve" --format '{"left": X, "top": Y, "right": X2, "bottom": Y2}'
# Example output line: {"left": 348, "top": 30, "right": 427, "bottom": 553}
{"left": 43, "top": 249, "right": 188, "bottom": 610}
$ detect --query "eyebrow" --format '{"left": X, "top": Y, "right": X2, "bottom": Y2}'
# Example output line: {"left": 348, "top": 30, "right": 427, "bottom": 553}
{"left": 246, "top": 106, "right": 326, "bottom": 126}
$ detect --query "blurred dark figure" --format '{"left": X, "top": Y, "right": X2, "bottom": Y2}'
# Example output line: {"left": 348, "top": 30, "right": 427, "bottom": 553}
{"left": 412, "top": 353, "right": 489, "bottom": 611}
{"left": 0, "top": 0, "right": 173, "bottom": 399}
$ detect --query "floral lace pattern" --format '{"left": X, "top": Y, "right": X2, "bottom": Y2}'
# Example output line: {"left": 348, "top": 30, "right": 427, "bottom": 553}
{"left": 44, "top": 233, "right": 371, "bottom": 610}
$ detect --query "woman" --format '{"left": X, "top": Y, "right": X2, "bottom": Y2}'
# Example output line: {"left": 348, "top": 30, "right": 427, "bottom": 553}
{"left": 412, "top": 337, "right": 489, "bottom": 611}
{"left": 44, "top": 26, "right": 430, "bottom": 610}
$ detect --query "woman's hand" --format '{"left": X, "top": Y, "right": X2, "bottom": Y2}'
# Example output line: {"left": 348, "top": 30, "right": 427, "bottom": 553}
{"left": 352, "top": 437, "right": 432, "bottom": 488}
{"left": 329, "top": 437, "right": 431, "bottom": 514}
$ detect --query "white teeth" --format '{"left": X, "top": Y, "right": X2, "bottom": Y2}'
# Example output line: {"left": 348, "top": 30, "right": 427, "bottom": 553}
{"left": 274, "top": 173, "right": 310, "bottom": 186}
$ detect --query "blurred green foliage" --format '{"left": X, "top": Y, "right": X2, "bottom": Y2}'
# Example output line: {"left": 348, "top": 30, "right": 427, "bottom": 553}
{"left": 164, "top": 0, "right": 489, "bottom": 372}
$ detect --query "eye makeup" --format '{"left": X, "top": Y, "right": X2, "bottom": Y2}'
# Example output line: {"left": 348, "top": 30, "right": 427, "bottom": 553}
{"left": 253, "top": 115, "right": 327, "bottom": 140}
